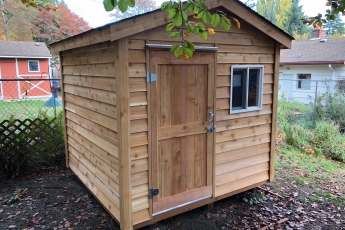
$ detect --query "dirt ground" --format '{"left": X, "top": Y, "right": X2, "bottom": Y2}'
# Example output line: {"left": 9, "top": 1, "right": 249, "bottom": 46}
{"left": 1, "top": 160, "right": 345, "bottom": 230}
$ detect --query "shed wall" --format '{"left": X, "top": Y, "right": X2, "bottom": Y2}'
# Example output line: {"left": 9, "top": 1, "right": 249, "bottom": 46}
{"left": 128, "top": 19, "right": 276, "bottom": 224}
{"left": 60, "top": 42, "right": 120, "bottom": 221}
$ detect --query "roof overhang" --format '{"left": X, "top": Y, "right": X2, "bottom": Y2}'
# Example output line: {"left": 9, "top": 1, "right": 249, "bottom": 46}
{"left": 0, "top": 56, "right": 52, "bottom": 59}
{"left": 280, "top": 61, "right": 345, "bottom": 66}
{"left": 50, "top": 0, "right": 292, "bottom": 53}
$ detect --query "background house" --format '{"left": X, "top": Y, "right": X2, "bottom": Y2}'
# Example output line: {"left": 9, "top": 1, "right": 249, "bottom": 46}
{"left": 0, "top": 41, "right": 52, "bottom": 100}
{"left": 279, "top": 28, "right": 345, "bottom": 103}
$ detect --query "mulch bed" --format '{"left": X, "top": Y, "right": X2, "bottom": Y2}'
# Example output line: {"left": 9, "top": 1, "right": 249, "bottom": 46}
{"left": 1, "top": 167, "right": 345, "bottom": 230}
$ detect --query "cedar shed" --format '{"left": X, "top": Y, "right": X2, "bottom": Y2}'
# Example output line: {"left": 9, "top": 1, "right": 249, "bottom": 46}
{"left": 50, "top": 1, "right": 292, "bottom": 229}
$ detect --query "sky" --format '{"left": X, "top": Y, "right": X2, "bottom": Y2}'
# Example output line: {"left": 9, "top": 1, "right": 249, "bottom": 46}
{"left": 63, "top": 0, "right": 333, "bottom": 28}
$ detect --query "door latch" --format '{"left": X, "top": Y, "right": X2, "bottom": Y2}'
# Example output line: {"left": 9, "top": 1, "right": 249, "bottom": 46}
{"left": 207, "top": 125, "right": 217, "bottom": 132}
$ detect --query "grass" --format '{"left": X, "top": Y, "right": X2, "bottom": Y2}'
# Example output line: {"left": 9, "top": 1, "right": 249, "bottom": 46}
{"left": 275, "top": 145, "right": 345, "bottom": 206}
{"left": 0, "top": 99, "right": 62, "bottom": 121}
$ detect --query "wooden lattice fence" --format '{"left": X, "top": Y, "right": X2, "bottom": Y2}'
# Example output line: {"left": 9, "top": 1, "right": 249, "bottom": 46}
{"left": 0, "top": 117, "right": 65, "bottom": 179}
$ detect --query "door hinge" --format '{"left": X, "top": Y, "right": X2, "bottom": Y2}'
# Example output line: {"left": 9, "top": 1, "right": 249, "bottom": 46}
{"left": 148, "top": 188, "right": 159, "bottom": 199}
{"left": 147, "top": 72, "right": 157, "bottom": 84}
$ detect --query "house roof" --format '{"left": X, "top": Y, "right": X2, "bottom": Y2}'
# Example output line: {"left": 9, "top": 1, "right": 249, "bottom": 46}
{"left": 50, "top": 0, "right": 293, "bottom": 53}
{"left": 0, "top": 41, "right": 52, "bottom": 58}
{"left": 280, "top": 37, "right": 345, "bottom": 65}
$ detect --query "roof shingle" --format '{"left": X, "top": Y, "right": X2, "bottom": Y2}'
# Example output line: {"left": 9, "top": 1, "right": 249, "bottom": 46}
{"left": 280, "top": 37, "right": 345, "bottom": 64}
{"left": 0, "top": 41, "right": 51, "bottom": 58}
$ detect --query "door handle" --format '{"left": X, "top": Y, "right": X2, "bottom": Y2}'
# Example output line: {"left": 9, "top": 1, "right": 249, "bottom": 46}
{"left": 209, "top": 110, "right": 214, "bottom": 124}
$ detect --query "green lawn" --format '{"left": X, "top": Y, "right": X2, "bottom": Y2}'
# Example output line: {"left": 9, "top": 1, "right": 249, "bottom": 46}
{"left": 0, "top": 99, "right": 62, "bottom": 121}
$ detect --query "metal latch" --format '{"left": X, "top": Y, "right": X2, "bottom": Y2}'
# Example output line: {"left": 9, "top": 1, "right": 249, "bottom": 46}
{"left": 207, "top": 126, "right": 217, "bottom": 132}
{"left": 148, "top": 188, "right": 159, "bottom": 199}
{"left": 147, "top": 72, "right": 157, "bottom": 83}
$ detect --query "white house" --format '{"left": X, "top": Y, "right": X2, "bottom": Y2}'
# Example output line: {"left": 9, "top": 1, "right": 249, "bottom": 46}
{"left": 279, "top": 28, "right": 345, "bottom": 103}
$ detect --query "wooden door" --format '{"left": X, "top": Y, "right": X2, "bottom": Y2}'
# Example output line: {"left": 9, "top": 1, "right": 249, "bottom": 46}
{"left": 150, "top": 51, "right": 215, "bottom": 215}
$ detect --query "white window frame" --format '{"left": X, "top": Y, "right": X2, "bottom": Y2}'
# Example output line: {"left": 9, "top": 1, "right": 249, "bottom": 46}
{"left": 230, "top": 65, "right": 264, "bottom": 114}
{"left": 28, "top": 60, "right": 40, "bottom": 72}
{"left": 297, "top": 74, "right": 311, "bottom": 90}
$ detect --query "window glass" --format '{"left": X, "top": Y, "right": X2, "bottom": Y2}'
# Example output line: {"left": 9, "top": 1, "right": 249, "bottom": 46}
{"left": 28, "top": 60, "right": 39, "bottom": 72}
{"left": 230, "top": 66, "right": 264, "bottom": 114}
{"left": 297, "top": 74, "right": 311, "bottom": 90}
{"left": 248, "top": 68, "right": 260, "bottom": 107}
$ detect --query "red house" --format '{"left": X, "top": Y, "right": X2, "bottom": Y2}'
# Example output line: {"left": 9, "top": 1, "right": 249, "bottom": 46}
{"left": 0, "top": 41, "right": 52, "bottom": 100}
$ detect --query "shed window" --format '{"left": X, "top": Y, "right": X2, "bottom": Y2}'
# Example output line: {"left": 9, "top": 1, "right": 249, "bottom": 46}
{"left": 297, "top": 74, "right": 311, "bottom": 90}
{"left": 28, "top": 60, "right": 40, "bottom": 72}
{"left": 230, "top": 66, "right": 264, "bottom": 114}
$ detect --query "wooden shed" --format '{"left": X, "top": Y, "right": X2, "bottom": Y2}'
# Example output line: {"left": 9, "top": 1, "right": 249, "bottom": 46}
{"left": 50, "top": 1, "right": 292, "bottom": 229}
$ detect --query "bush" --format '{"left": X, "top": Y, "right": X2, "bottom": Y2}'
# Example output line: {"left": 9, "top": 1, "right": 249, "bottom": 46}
{"left": 0, "top": 111, "right": 65, "bottom": 180}
{"left": 316, "top": 91, "right": 345, "bottom": 131}
{"left": 311, "top": 121, "right": 345, "bottom": 162}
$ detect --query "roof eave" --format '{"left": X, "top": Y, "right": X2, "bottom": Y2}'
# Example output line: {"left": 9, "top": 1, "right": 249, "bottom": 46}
{"left": 280, "top": 61, "right": 345, "bottom": 66}
{"left": 0, "top": 56, "right": 52, "bottom": 59}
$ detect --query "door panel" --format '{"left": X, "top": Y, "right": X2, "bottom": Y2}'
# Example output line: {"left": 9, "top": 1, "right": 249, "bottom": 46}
{"left": 150, "top": 51, "right": 215, "bottom": 215}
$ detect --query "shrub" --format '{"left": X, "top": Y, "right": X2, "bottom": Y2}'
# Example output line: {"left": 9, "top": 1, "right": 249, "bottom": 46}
{"left": 316, "top": 91, "right": 345, "bottom": 131}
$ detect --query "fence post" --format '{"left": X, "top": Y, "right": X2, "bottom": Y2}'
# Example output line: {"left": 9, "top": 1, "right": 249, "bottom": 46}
{"left": 313, "top": 81, "right": 318, "bottom": 127}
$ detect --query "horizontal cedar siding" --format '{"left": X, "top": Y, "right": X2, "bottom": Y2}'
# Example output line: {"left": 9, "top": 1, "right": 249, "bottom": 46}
{"left": 214, "top": 25, "right": 274, "bottom": 196}
{"left": 62, "top": 43, "right": 120, "bottom": 221}
{"left": 128, "top": 39, "right": 150, "bottom": 225}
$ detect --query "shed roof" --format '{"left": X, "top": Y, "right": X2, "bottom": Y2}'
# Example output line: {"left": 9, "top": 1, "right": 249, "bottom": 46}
{"left": 280, "top": 37, "right": 345, "bottom": 65}
{"left": 0, "top": 41, "right": 52, "bottom": 58}
{"left": 50, "top": 0, "right": 293, "bottom": 53}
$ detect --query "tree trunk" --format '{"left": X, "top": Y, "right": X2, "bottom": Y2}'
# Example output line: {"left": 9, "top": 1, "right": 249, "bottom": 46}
{"left": 0, "top": 0, "right": 10, "bottom": 41}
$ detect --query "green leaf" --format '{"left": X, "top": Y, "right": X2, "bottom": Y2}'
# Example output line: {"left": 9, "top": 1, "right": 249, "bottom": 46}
{"left": 103, "top": 0, "right": 116, "bottom": 11}
{"left": 170, "top": 32, "right": 180, "bottom": 38}
{"left": 187, "top": 24, "right": 197, "bottom": 33}
{"left": 185, "top": 40, "right": 195, "bottom": 52}
{"left": 197, "top": 23, "right": 205, "bottom": 31}
{"left": 211, "top": 13, "right": 220, "bottom": 27}
{"left": 161, "top": 1, "right": 169, "bottom": 11}
{"left": 182, "top": 12, "right": 188, "bottom": 22}
{"left": 221, "top": 16, "right": 231, "bottom": 30}
{"left": 196, "top": 10, "right": 204, "bottom": 19}
{"left": 173, "top": 12, "right": 183, "bottom": 26}
{"left": 202, "top": 11, "right": 212, "bottom": 23}
{"left": 199, "top": 31, "right": 208, "bottom": 40}
{"left": 194, "top": 6, "right": 200, "bottom": 13}
{"left": 184, "top": 48, "right": 193, "bottom": 57}
{"left": 201, "top": 2, "right": 208, "bottom": 10}
{"left": 166, "top": 23, "right": 175, "bottom": 31}
{"left": 127, "top": 0, "right": 135, "bottom": 7}
{"left": 174, "top": 47, "right": 184, "bottom": 58}
{"left": 170, "top": 44, "right": 180, "bottom": 53}
{"left": 185, "top": 3, "right": 194, "bottom": 12}
{"left": 118, "top": 0, "right": 128, "bottom": 13}
{"left": 168, "top": 9, "right": 176, "bottom": 18}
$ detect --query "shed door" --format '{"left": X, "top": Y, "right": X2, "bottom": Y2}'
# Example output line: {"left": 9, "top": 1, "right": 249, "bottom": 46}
{"left": 150, "top": 51, "right": 215, "bottom": 215}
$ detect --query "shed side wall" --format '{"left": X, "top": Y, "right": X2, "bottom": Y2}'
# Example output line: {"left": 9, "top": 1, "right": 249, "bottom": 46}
{"left": 61, "top": 42, "right": 120, "bottom": 221}
{"left": 127, "top": 39, "right": 151, "bottom": 225}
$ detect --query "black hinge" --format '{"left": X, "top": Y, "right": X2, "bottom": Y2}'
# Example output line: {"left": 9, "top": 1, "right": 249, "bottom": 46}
{"left": 148, "top": 188, "right": 159, "bottom": 199}
{"left": 146, "top": 72, "right": 157, "bottom": 84}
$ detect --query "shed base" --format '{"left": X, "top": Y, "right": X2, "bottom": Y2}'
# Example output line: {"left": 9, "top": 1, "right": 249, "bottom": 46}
{"left": 134, "top": 180, "right": 268, "bottom": 229}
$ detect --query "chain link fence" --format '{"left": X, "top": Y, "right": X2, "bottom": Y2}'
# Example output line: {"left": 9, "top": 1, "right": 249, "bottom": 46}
{"left": 278, "top": 78, "right": 345, "bottom": 133}
{"left": 0, "top": 77, "right": 65, "bottom": 180}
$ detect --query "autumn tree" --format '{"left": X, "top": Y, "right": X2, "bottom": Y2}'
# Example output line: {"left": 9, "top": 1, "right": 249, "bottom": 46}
{"left": 110, "top": 0, "right": 157, "bottom": 21}
{"left": 33, "top": 4, "right": 92, "bottom": 45}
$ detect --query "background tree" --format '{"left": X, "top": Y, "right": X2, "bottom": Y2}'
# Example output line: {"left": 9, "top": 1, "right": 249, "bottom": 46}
{"left": 110, "top": 0, "right": 157, "bottom": 21}
{"left": 257, "top": 0, "right": 277, "bottom": 25}
{"left": 0, "top": 0, "right": 91, "bottom": 44}
{"left": 324, "top": 14, "right": 345, "bottom": 36}
{"left": 242, "top": 0, "right": 256, "bottom": 10}
{"left": 284, "top": 0, "right": 310, "bottom": 36}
